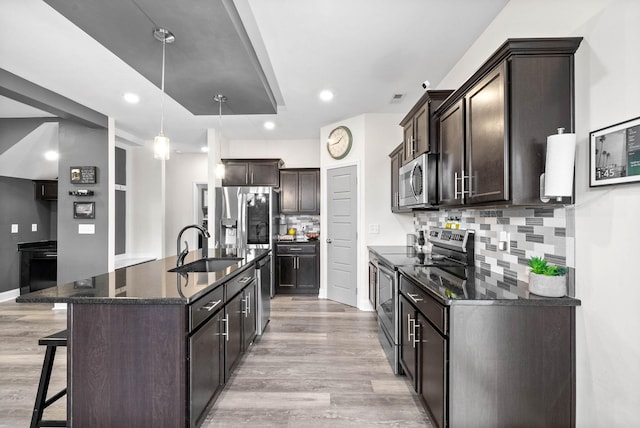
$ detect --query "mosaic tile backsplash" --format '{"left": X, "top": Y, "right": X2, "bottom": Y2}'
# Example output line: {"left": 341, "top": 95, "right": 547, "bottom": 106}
{"left": 414, "top": 207, "right": 575, "bottom": 297}
{"left": 277, "top": 214, "right": 320, "bottom": 238}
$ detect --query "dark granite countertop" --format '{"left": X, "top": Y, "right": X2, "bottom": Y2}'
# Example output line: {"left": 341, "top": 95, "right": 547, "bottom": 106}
{"left": 16, "top": 248, "right": 270, "bottom": 305}
{"left": 368, "top": 245, "right": 580, "bottom": 307}
{"left": 399, "top": 265, "right": 581, "bottom": 306}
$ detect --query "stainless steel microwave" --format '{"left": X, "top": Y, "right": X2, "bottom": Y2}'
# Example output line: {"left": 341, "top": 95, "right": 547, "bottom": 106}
{"left": 398, "top": 153, "right": 437, "bottom": 209}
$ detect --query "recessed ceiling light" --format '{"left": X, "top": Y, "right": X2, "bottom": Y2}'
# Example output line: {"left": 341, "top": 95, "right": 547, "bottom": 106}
{"left": 264, "top": 121, "right": 275, "bottom": 130}
{"left": 123, "top": 93, "right": 140, "bottom": 104}
{"left": 44, "top": 151, "right": 59, "bottom": 161}
{"left": 201, "top": 146, "right": 209, "bottom": 153}
{"left": 319, "top": 90, "right": 334, "bottom": 102}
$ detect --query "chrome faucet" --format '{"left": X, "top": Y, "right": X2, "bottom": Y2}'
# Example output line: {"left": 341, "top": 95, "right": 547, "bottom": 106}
{"left": 176, "top": 224, "right": 210, "bottom": 266}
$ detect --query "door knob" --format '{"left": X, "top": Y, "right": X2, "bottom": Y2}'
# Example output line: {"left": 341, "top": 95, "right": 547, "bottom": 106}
{"left": 326, "top": 238, "right": 332, "bottom": 243}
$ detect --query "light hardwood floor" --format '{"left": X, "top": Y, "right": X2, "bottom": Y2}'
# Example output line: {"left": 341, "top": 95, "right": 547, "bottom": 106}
{"left": 0, "top": 296, "right": 431, "bottom": 427}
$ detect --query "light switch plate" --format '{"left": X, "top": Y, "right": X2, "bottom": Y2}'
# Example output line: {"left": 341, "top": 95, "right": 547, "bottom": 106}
{"left": 78, "top": 224, "right": 95, "bottom": 234}
{"left": 11, "top": 224, "right": 18, "bottom": 233}
{"left": 32, "top": 224, "right": 38, "bottom": 232}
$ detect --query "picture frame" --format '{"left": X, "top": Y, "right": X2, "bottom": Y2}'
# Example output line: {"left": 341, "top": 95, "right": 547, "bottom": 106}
{"left": 70, "top": 166, "right": 97, "bottom": 184}
{"left": 73, "top": 201, "right": 95, "bottom": 219}
{"left": 590, "top": 116, "right": 640, "bottom": 187}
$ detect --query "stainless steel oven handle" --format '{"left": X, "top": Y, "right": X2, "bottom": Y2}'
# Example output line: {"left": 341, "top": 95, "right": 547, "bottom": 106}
{"left": 407, "top": 293, "right": 424, "bottom": 303}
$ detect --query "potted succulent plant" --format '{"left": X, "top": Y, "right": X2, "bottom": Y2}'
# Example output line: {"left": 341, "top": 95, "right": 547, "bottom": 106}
{"left": 528, "top": 256, "right": 567, "bottom": 297}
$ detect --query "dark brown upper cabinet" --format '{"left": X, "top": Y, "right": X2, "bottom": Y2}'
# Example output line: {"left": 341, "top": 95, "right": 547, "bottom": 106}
{"left": 34, "top": 180, "right": 58, "bottom": 200}
{"left": 400, "top": 90, "right": 452, "bottom": 166}
{"left": 279, "top": 168, "right": 320, "bottom": 215}
{"left": 221, "top": 159, "right": 283, "bottom": 187}
{"left": 436, "top": 37, "right": 583, "bottom": 207}
{"left": 389, "top": 143, "right": 411, "bottom": 213}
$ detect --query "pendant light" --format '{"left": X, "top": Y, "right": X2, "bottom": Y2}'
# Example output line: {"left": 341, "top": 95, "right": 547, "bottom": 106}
{"left": 153, "top": 28, "right": 175, "bottom": 160}
{"left": 214, "top": 94, "right": 227, "bottom": 179}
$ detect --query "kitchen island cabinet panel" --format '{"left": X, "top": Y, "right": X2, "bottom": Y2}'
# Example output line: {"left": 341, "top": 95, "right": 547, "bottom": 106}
{"left": 70, "top": 303, "right": 186, "bottom": 427}
{"left": 190, "top": 311, "right": 223, "bottom": 426}
{"left": 225, "top": 291, "right": 245, "bottom": 381}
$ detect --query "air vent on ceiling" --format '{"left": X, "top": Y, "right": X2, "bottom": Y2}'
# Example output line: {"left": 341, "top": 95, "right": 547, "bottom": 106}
{"left": 389, "top": 93, "right": 404, "bottom": 104}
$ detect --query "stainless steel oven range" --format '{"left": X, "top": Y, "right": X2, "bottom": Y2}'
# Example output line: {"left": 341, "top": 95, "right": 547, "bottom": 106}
{"left": 376, "top": 227, "right": 474, "bottom": 374}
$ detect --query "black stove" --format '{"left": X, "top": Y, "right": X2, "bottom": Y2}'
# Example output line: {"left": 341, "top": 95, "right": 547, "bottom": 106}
{"left": 375, "top": 227, "right": 474, "bottom": 375}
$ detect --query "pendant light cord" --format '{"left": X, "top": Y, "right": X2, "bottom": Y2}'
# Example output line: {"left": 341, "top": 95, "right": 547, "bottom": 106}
{"left": 160, "top": 38, "right": 166, "bottom": 135}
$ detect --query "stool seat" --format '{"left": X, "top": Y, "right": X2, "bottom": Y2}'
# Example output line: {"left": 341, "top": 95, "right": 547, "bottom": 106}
{"left": 31, "top": 329, "right": 67, "bottom": 428}
{"left": 38, "top": 330, "right": 68, "bottom": 347}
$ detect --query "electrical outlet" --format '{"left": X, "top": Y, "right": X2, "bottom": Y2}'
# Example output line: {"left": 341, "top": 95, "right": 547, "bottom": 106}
{"left": 368, "top": 224, "right": 380, "bottom": 234}
{"left": 32, "top": 224, "right": 38, "bottom": 232}
{"left": 11, "top": 224, "right": 18, "bottom": 233}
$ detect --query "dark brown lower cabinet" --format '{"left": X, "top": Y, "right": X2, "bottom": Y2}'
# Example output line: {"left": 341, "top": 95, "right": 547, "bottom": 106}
{"left": 241, "top": 280, "right": 257, "bottom": 351}
{"left": 275, "top": 242, "right": 319, "bottom": 294}
{"left": 225, "top": 291, "right": 244, "bottom": 380}
{"left": 399, "top": 273, "right": 576, "bottom": 428}
{"left": 190, "top": 311, "right": 223, "bottom": 426}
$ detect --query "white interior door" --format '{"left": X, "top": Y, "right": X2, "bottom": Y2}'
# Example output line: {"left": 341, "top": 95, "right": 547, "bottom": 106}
{"left": 326, "top": 165, "right": 357, "bottom": 307}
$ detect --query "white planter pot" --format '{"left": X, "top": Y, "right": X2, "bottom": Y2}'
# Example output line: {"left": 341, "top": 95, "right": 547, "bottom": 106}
{"left": 528, "top": 272, "right": 566, "bottom": 297}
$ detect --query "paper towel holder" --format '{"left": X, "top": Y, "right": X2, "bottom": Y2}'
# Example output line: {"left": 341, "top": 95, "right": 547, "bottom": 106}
{"left": 540, "top": 127, "right": 577, "bottom": 203}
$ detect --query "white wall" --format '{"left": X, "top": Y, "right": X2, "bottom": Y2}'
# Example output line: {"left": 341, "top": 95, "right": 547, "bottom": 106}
{"left": 320, "top": 113, "right": 413, "bottom": 310}
{"left": 128, "top": 143, "right": 163, "bottom": 259}
{"left": 222, "top": 139, "right": 320, "bottom": 168}
{"left": 437, "top": 0, "right": 639, "bottom": 426}
{"left": 164, "top": 153, "right": 208, "bottom": 256}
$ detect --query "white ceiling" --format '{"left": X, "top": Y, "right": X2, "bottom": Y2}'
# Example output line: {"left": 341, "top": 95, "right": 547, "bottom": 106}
{"left": 0, "top": 0, "right": 509, "bottom": 153}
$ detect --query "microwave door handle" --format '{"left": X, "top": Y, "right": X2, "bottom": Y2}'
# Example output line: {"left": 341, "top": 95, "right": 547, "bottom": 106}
{"left": 410, "top": 163, "right": 419, "bottom": 200}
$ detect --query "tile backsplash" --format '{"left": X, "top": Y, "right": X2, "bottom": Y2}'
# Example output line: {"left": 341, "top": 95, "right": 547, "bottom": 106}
{"left": 277, "top": 214, "right": 320, "bottom": 238}
{"left": 414, "top": 207, "right": 575, "bottom": 296}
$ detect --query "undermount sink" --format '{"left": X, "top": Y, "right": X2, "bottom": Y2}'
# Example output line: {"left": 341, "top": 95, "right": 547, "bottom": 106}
{"left": 169, "top": 257, "right": 243, "bottom": 273}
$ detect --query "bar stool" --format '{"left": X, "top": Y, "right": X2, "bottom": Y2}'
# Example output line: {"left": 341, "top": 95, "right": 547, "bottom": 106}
{"left": 30, "top": 330, "right": 67, "bottom": 428}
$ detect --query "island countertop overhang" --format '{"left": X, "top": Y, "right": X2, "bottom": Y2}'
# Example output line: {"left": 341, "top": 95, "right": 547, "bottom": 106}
{"left": 15, "top": 248, "right": 270, "bottom": 305}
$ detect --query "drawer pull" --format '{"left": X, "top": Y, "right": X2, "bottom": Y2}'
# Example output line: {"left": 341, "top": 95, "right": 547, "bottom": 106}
{"left": 288, "top": 247, "right": 302, "bottom": 251}
{"left": 407, "top": 293, "right": 424, "bottom": 303}
{"left": 200, "top": 299, "right": 221, "bottom": 311}
{"left": 239, "top": 276, "right": 252, "bottom": 284}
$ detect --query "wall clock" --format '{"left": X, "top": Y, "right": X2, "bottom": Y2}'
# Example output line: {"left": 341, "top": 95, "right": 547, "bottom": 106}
{"left": 326, "top": 125, "right": 353, "bottom": 160}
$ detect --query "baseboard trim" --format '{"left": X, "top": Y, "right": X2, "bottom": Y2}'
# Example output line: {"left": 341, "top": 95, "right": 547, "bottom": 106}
{"left": 0, "top": 288, "right": 20, "bottom": 303}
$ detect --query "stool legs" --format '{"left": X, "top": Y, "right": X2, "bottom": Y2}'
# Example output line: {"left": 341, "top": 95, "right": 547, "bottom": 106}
{"left": 31, "top": 344, "right": 66, "bottom": 428}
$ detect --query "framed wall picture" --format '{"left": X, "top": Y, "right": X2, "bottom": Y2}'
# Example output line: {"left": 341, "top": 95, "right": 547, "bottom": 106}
{"left": 70, "top": 166, "right": 97, "bottom": 184}
{"left": 590, "top": 116, "right": 640, "bottom": 187}
{"left": 74, "top": 201, "right": 95, "bottom": 219}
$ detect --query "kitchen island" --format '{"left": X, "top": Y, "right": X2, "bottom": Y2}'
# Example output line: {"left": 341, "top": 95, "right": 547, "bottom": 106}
{"left": 17, "top": 248, "right": 270, "bottom": 428}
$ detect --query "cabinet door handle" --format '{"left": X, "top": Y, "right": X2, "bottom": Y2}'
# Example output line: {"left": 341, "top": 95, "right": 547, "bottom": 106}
{"left": 407, "top": 293, "right": 424, "bottom": 303}
{"left": 200, "top": 299, "right": 221, "bottom": 312}
{"left": 221, "top": 315, "right": 229, "bottom": 342}
{"left": 407, "top": 314, "right": 415, "bottom": 343}
{"left": 412, "top": 320, "right": 419, "bottom": 348}
{"left": 241, "top": 297, "right": 247, "bottom": 315}
{"left": 251, "top": 172, "right": 254, "bottom": 183}
{"left": 247, "top": 294, "right": 251, "bottom": 315}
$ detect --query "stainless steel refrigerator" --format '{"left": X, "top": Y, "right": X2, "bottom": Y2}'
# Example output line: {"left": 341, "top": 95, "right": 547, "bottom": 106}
{"left": 214, "top": 186, "right": 277, "bottom": 334}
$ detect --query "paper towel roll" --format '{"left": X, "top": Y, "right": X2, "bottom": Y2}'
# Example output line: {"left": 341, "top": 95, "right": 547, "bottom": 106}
{"left": 544, "top": 130, "right": 576, "bottom": 197}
